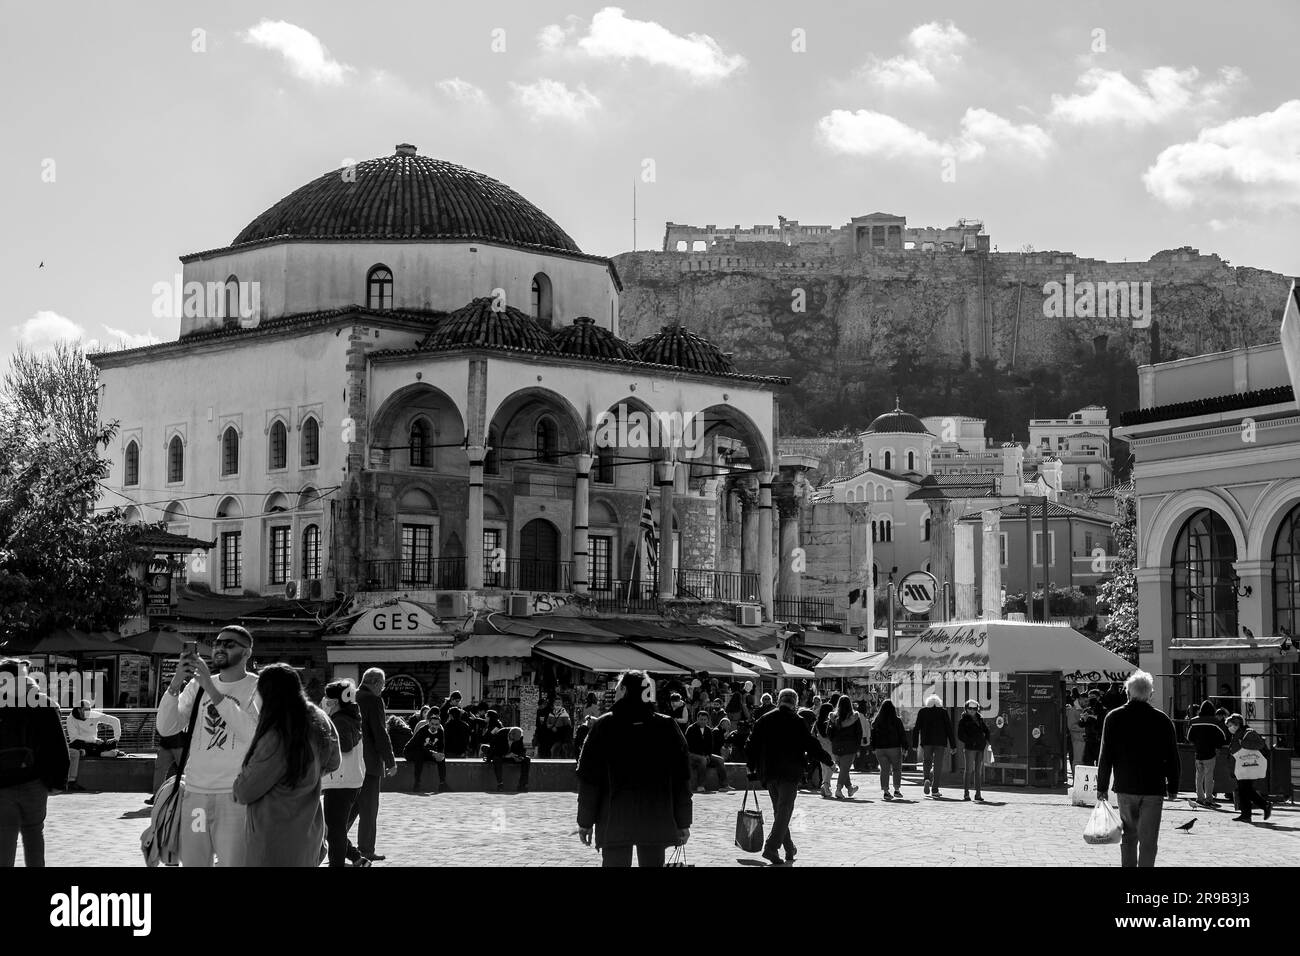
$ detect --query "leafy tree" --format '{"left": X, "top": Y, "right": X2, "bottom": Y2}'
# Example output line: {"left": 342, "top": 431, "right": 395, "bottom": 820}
{"left": 0, "top": 345, "right": 146, "bottom": 645}
{"left": 1098, "top": 491, "right": 1139, "bottom": 663}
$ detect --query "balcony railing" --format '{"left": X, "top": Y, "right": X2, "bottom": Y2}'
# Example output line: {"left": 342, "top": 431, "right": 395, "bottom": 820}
{"left": 366, "top": 557, "right": 466, "bottom": 590}
{"left": 484, "top": 558, "right": 573, "bottom": 592}
{"left": 591, "top": 578, "right": 661, "bottom": 613}
{"left": 774, "top": 595, "right": 846, "bottom": 627}
{"left": 674, "top": 568, "right": 760, "bottom": 603}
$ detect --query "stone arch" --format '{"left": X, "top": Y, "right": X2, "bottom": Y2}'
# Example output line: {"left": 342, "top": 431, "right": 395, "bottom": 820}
{"left": 215, "top": 496, "right": 242, "bottom": 519}
{"left": 488, "top": 386, "right": 587, "bottom": 467}
{"left": 483, "top": 494, "right": 506, "bottom": 520}
{"left": 298, "top": 486, "right": 323, "bottom": 511}
{"left": 121, "top": 505, "right": 142, "bottom": 525}
{"left": 694, "top": 404, "right": 774, "bottom": 473}
{"left": 1245, "top": 477, "right": 1300, "bottom": 561}
{"left": 264, "top": 491, "right": 290, "bottom": 515}
{"left": 371, "top": 382, "right": 466, "bottom": 469}
{"left": 1143, "top": 488, "right": 1248, "bottom": 570}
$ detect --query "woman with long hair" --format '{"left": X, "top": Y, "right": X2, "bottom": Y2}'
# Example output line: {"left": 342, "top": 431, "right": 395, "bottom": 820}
{"left": 320, "top": 679, "right": 368, "bottom": 867}
{"left": 233, "top": 663, "right": 341, "bottom": 867}
{"left": 828, "top": 696, "right": 863, "bottom": 799}
{"left": 813, "top": 703, "right": 834, "bottom": 798}
{"left": 871, "top": 699, "right": 907, "bottom": 800}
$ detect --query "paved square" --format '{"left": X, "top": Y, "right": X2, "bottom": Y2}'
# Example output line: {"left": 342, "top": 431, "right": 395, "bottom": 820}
{"left": 30, "top": 772, "right": 1300, "bottom": 867}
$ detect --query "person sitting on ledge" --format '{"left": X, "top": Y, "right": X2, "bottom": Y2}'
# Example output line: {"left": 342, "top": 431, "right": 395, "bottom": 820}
{"left": 65, "top": 699, "right": 121, "bottom": 792}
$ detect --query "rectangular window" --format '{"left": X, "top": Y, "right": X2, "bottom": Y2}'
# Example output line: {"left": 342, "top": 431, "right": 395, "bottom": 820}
{"left": 483, "top": 528, "right": 502, "bottom": 587}
{"left": 1033, "top": 531, "right": 1057, "bottom": 567}
{"left": 1085, "top": 532, "right": 1094, "bottom": 554}
{"left": 221, "top": 532, "right": 242, "bottom": 590}
{"left": 589, "top": 535, "right": 612, "bottom": 591}
{"left": 401, "top": 524, "right": 433, "bottom": 585}
{"left": 269, "top": 526, "right": 291, "bottom": 585}
{"left": 998, "top": 532, "right": 1008, "bottom": 568}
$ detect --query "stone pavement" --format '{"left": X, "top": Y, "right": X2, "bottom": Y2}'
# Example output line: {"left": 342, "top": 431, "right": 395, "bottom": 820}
{"left": 33, "top": 773, "right": 1300, "bottom": 867}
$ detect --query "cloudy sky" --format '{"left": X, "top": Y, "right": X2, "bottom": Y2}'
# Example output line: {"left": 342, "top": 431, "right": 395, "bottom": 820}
{"left": 3, "top": 1, "right": 1297, "bottom": 357}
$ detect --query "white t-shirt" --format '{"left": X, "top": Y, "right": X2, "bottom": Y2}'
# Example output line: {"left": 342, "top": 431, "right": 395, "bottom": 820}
{"left": 158, "top": 673, "right": 261, "bottom": 794}
{"left": 66, "top": 710, "right": 121, "bottom": 744}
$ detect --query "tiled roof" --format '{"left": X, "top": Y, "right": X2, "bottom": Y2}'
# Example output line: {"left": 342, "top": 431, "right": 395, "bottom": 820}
{"left": 864, "top": 406, "right": 930, "bottom": 435}
{"left": 551, "top": 316, "right": 638, "bottom": 361}
{"left": 634, "top": 325, "right": 737, "bottom": 374}
{"left": 959, "top": 501, "right": 1115, "bottom": 522}
{"left": 230, "top": 145, "right": 581, "bottom": 254}
{"left": 1118, "top": 385, "right": 1295, "bottom": 427}
{"left": 129, "top": 528, "right": 216, "bottom": 552}
{"left": 418, "top": 297, "right": 557, "bottom": 353}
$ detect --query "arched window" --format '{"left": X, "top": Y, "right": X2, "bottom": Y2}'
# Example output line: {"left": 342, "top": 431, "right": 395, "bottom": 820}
{"left": 531, "top": 273, "right": 553, "bottom": 327}
{"left": 882, "top": 518, "right": 893, "bottom": 543}
{"left": 167, "top": 436, "right": 184, "bottom": 483}
{"left": 867, "top": 453, "right": 872, "bottom": 469}
{"left": 367, "top": 265, "right": 393, "bottom": 310}
{"left": 223, "top": 275, "right": 239, "bottom": 325}
{"left": 221, "top": 427, "right": 240, "bottom": 476}
{"left": 923, "top": 515, "right": 932, "bottom": 541}
{"left": 907, "top": 450, "right": 916, "bottom": 471}
{"left": 1272, "top": 503, "right": 1300, "bottom": 638}
{"left": 484, "top": 427, "right": 500, "bottom": 476}
{"left": 408, "top": 419, "right": 430, "bottom": 467}
{"left": 300, "top": 416, "right": 318, "bottom": 465}
{"left": 847, "top": 488, "right": 857, "bottom": 503}
{"left": 595, "top": 445, "right": 615, "bottom": 484}
{"left": 871, "top": 520, "right": 878, "bottom": 543}
{"left": 535, "top": 417, "right": 558, "bottom": 464}
{"left": 124, "top": 441, "right": 139, "bottom": 487}
{"left": 883, "top": 451, "right": 892, "bottom": 471}
{"left": 269, "top": 421, "right": 287, "bottom": 470}
{"left": 1171, "top": 509, "right": 1238, "bottom": 640}
{"left": 302, "top": 524, "right": 321, "bottom": 579}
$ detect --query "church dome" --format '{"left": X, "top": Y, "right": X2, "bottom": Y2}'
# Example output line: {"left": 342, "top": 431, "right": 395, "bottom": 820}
{"left": 419, "top": 298, "right": 558, "bottom": 354}
{"left": 865, "top": 400, "right": 931, "bottom": 435}
{"left": 551, "top": 316, "right": 638, "bottom": 361}
{"left": 633, "top": 325, "right": 736, "bottom": 374}
{"left": 232, "top": 144, "right": 581, "bottom": 254}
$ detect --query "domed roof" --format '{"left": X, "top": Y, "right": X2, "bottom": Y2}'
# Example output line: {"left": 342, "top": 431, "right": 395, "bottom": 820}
{"left": 419, "top": 298, "right": 558, "bottom": 353}
{"left": 865, "top": 399, "right": 931, "bottom": 435}
{"left": 232, "top": 144, "right": 581, "bottom": 254}
{"left": 633, "top": 325, "right": 736, "bottom": 375}
{"left": 551, "top": 316, "right": 638, "bottom": 361}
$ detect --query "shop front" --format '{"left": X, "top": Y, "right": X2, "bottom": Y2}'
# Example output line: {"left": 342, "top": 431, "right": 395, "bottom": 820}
{"left": 326, "top": 600, "right": 455, "bottom": 713}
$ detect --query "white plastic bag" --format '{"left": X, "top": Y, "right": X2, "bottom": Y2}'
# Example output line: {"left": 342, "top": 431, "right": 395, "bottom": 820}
{"left": 1070, "top": 764, "right": 1099, "bottom": 806}
{"left": 1233, "top": 749, "right": 1267, "bottom": 780}
{"left": 1083, "top": 800, "right": 1122, "bottom": 845}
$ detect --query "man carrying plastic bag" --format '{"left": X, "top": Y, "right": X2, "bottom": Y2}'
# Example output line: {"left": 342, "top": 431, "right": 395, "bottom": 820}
{"left": 1095, "top": 670, "right": 1180, "bottom": 867}
{"left": 1083, "top": 800, "right": 1122, "bottom": 844}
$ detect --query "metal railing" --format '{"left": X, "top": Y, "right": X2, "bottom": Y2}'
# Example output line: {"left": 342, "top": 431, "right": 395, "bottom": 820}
{"left": 590, "top": 577, "right": 661, "bottom": 613}
{"left": 774, "top": 595, "right": 846, "bottom": 626}
{"left": 483, "top": 559, "right": 573, "bottom": 592}
{"left": 366, "top": 557, "right": 467, "bottom": 590}
{"left": 674, "top": 567, "right": 760, "bottom": 603}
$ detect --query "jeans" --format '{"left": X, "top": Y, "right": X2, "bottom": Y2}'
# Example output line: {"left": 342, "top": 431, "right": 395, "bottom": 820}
{"left": 1235, "top": 779, "right": 1268, "bottom": 821}
{"left": 179, "top": 790, "right": 248, "bottom": 867}
{"left": 963, "top": 748, "right": 985, "bottom": 795}
{"left": 153, "top": 746, "right": 183, "bottom": 794}
{"left": 1116, "top": 793, "right": 1163, "bottom": 867}
{"left": 492, "top": 756, "right": 531, "bottom": 789}
{"left": 876, "top": 747, "right": 902, "bottom": 791}
{"left": 347, "top": 774, "right": 382, "bottom": 856}
{"left": 602, "top": 844, "right": 667, "bottom": 867}
{"left": 322, "top": 788, "right": 361, "bottom": 867}
{"left": 0, "top": 780, "right": 49, "bottom": 867}
{"left": 689, "top": 753, "right": 727, "bottom": 790}
{"left": 1082, "top": 739, "right": 1100, "bottom": 766}
{"left": 764, "top": 780, "right": 799, "bottom": 858}
{"left": 1194, "top": 758, "right": 1216, "bottom": 802}
{"left": 833, "top": 753, "right": 855, "bottom": 793}
{"left": 410, "top": 753, "right": 446, "bottom": 790}
{"left": 922, "top": 745, "right": 947, "bottom": 792}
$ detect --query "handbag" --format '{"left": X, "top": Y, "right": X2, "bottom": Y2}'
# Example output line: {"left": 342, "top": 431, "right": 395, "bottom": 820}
{"left": 985, "top": 744, "right": 994, "bottom": 765}
{"left": 1082, "top": 799, "right": 1122, "bottom": 845}
{"left": 666, "top": 845, "right": 694, "bottom": 867}
{"left": 734, "top": 785, "right": 765, "bottom": 853}
{"left": 141, "top": 686, "right": 204, "bottom": 867}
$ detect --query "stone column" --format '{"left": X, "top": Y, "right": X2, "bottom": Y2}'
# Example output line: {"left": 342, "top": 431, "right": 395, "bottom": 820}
{"left": 571, "top": 453, "right": 593, "bottom": 595}
{"left": 466, "top": 444, "right": 486, "bottom": 589}
{"left": 847, "top": 503, "right": 874, "bottom": 637}
{"left": 777, "top": 498, "right": 802, "bottom": 599}
{"left": 928, "top": 501, "right": 955, "bottom": 617}
{"left": 657, "top": 459, "right": 675, "bottom": 600}
{"left": 758, "top": 472, "right": 775, "bottom": 620}
{"left": 981, "top": 511, "right": 1002, "bottom": 621}
{"left": 740, "top": 479, "right": 759, "bottom": 574}
{"left": 1136, "top": 567, "right": 1173, "bottom": 708}
{"left": 954, "top": 521, "right": 976, "bottom": 620}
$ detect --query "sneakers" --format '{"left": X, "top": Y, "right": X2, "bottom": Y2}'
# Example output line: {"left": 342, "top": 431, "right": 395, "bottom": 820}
{"left": 834, "top": 790, "right": 844, "bottom": 800}
{"left": 932, "top": 790, "right": 943, "bottom": 799}
{"left": 893, "top": 789, "right": 903, "bottom": 799}
{"left": 761, "top": 850, "right": 785, "bottom": 866}
{"left": 847, "top": 784, "right": 859, "bottom": 797}
{"left": 974, "top": 794, "right": 985, "bottom": 803}
{"left": 923, "top": 780, "right": 931, "bottom": 795}
{"left": 361, "top": 852, "right": 386, "bottom": 861}
{"left": 882, "top": 791, "right": 892, "bottom": 801}
{"left": 1232, "top": 815, "right": 1253, "bottom": 823}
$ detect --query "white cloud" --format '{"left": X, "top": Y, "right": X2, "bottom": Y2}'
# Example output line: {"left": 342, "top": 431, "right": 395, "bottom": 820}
{"left": 817, "top": 107, "right": 1051, "bottom": 162}
{"left": 1143, "top": 100, "right": 1300, "bottom": 210}
{"left": 1049, "top": 66, "right": 1242, "bottom": 127}
{"left": 243, "top": 20, "right": 355, "bottom": 86}
{"left": 438, "top": 78, "right": 490, "bottom": 108}
{"left": 540, "top": 7, "right": 745, "bottom": 83}
{"left": 511, "top": 79, "right": 601, "bottom": 123}
{"left": 864, "top": 20, "right": 969, "bottom": 90}
{"left": 14, "top": 311, "right": 84, "bottom": 351}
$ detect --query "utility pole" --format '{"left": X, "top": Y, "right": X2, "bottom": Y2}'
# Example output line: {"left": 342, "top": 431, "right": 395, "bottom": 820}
{"left": 632, "top": 180, "right": 637, "bottom": 252}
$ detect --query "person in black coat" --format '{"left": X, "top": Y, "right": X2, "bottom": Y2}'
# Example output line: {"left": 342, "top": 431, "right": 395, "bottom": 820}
{"left": 442, "top": 707, "right": 471, "bottom": 758}
{"left": 745, "top": 688, "right": 833, "bottom": 866}
{"left": 1186, "top": 699, "right": 1228, "bottom": 806}
{"left": 0, "top": 660, "right": 70, "bottom": 867}
{"left": 576, "top": 670, "right": 691, "bottom": 867}
{"left": 912, "top": 695, "right": 957, "bottom": 798}
{"left": 403, "top": 712, "right": 449, "bottom": 792}
{"left": 1079, "top": 692, "right": 1105, "bottom": 765}
{"left": 956, "top": 700, "right": 992, "bottom": 802}
{"left": 870, "top": 699, "right": 907, "bottom": 799}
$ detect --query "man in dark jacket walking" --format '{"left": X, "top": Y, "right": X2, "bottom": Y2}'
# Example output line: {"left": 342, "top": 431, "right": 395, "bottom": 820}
{"left": 0, "top": 660, "right": 70, "bottom": 867}
{"left": 1097, "top": 670, "right": 1179, "bottom": 867}
{"left": 1186, "top": 700, "right": 1227, "bottom": 806}
{"left": 746, "top": 688, "right": 833, "bottom": 866}
{"left": 576, "top": 670, "right": 691, "bottom": 867}
{"left": 912, "top": 694, "right": 957, "bottom": 798}
{"left": 350, "top": 668, "right": 396, "bottom": 862}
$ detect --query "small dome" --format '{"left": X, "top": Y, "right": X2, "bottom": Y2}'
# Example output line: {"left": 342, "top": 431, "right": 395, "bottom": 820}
{"left": 232, "top": 145, "right": 580, "bottom": 254}
{"left": 419, "top": 297, "right": 557, "bottom": 354}
{"left": 551, "top": 316, "right": 638, "bottom": 361}
{"left": 634, "top": 325, "right": 736, "bottom": 374}
{"left": 865, "top": 399, "right": 931, "bottom": 435}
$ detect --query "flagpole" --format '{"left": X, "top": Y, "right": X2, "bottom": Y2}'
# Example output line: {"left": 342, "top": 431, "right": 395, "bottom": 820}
{"left": 625, "top": 520, "right": 639, "bottom": 612}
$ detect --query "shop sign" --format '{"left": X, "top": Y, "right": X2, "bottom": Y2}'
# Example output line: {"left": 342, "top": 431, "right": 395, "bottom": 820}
{"left": 349, "top": 601, "right": 447, "bottom": 639}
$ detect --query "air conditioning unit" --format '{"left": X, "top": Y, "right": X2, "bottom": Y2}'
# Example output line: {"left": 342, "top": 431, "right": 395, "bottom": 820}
{"left": 507, "top": 593, "right": 532, "bottom": 618}
{"left": 736, "top": 604, "right": 762, "bottom": 627}
{"left": 285, "top": 579, "right": 307, "bottom": 600}
{"left": 436, "top": 592, "right": 468, "bottom": 618}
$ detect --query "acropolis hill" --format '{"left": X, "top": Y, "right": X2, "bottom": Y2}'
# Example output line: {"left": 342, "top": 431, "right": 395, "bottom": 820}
{"left": 612, "top": 213, "right": 1291, "bottom": 435}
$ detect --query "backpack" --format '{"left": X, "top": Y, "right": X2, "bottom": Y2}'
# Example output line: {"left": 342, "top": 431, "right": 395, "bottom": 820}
{"left": 0, "top": 708, "right": 38, "bottom": 786}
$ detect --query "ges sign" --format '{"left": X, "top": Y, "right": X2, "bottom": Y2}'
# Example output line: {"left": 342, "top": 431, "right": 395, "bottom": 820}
{"left": 349, "top": 601, "right": 443, "bottom": 639}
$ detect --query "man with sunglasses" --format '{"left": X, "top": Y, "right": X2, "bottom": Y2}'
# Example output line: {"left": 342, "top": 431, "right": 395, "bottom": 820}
{"left": 157, "top": 625, "right": 261, "bottom": 867}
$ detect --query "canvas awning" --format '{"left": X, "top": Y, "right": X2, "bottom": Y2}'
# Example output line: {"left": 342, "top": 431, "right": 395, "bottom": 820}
{"left": 720, "top": 650, "right": 817, "bottom": 679}
{"left": 454, "top": 634, "right": 540, "bottom": 659}
{"left": 1170, "top": 635, "right": 1297, "bottom": 663}
{"left": 630, "top": 641, "right": 759, "bottom": 678}
{"left": 534, "top": 641, "right": 688, "bottom": 675}
{"left": 327, "top": 644, "right": 454, "bottom": 664}
{"left": 815, "top": 650, "right": 889, "bottom": 677}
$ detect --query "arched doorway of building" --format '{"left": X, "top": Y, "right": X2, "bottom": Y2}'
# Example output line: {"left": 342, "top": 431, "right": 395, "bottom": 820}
{"left": 519, "top": 518, "right": 560, "bottom": 591}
